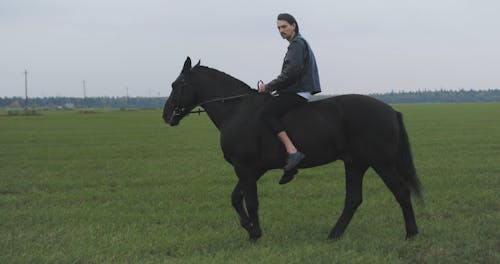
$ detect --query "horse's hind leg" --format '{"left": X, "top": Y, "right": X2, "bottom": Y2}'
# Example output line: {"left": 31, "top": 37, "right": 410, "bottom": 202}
{"left": 373, "top": 163, "right": 418, "bottom": 239}
{"left": 328, "top": 161, "right": 368, "bottom": 240}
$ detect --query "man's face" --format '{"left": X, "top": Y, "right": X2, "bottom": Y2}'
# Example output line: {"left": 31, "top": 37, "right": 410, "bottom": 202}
{"left": 277, "top": 20, "right": 296, "bottom": 41}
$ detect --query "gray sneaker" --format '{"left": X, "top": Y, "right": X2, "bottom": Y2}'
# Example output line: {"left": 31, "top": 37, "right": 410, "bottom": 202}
{"left": 283, "top": 151, "right": 305, "bottom": 171}
{"left": 279, "top": 168, "right": 298, "bottom": 185}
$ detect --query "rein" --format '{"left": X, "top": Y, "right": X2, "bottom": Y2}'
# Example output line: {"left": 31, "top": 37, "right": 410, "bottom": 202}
{"left": 180, "top": 93, "right": 252, "bottom": 115}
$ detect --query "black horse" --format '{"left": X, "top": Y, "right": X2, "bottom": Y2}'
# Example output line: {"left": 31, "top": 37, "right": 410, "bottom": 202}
{"left": 163, "top": 57, "right": 422, "bottom": 241}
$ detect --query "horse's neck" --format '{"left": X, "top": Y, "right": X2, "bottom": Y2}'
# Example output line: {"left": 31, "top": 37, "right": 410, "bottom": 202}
{"left": 194, "top": 76, "right": 253, "bottom": 130}
{"left": 202, "top": 99, "right": 244, "bottom": 130}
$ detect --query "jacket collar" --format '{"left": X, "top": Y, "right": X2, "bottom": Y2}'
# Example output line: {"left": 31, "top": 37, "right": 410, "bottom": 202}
{"left": 289, "top": 33, "right": 303, "bottom": 43}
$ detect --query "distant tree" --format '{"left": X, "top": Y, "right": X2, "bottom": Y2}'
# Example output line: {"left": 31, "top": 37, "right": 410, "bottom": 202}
{"left": 2, "top": 89, "right": 500, "bottom": 109}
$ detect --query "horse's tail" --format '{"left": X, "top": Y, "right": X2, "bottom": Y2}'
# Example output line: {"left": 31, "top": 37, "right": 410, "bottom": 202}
{"left": 396, "top": 112, "right": 422, "bottom": 199}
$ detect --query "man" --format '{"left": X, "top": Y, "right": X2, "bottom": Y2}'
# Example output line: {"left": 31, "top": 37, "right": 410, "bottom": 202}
{"left": 258, "top": 13, "right": 321, "bottom": 184}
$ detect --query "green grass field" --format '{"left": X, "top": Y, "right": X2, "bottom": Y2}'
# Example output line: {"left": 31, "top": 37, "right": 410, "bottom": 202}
{"left": 1, "top": 104, "right": 499, "bottom": 263}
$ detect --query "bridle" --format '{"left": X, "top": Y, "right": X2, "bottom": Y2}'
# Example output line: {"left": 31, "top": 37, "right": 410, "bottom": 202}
{"left": 168, "top": 75, "right": 255, "bottom": 123}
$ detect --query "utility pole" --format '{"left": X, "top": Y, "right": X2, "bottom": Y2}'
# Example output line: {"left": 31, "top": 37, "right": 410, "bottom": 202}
{"left": 125, "top": 86, "right": 129, "bottom": 109}
{"left": 24, "top": 69, "right": 28, "bottom": 111}
{"left": 83, "top": 80, "right": 88, "bottom": 109}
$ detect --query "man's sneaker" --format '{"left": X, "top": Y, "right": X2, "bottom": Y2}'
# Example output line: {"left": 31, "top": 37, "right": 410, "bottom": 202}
{"left": 279, "top": 168, "right": 298, "bottom": 185}
{"left": 283, "top": 151, "right": 305, "bottom": 171}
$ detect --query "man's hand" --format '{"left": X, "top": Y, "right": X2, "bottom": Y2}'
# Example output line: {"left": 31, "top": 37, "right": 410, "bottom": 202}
{"left": 258, "top": 82, "right": 266, "bottom": 93}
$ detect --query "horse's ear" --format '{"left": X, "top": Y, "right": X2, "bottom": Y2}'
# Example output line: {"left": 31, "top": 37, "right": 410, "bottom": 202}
{"left": 194, "top": 59, "right": 201, "bottom": 67}
{"left": 181, "top": 57, "right": 192, "bottom": 74}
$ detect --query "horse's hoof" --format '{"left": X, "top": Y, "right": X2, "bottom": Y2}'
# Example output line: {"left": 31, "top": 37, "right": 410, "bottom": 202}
{"left": 245, "top": 222, "right": 262, "bottom": 241}
{"left": 406, "top": 231, "right": 418, "bottom": 240}
{"left": 327, "top": 231, "right": 343, "bottom": 241}
{"left": 249, "top": 236, "right": 261, "bottom": 242}
{"left": 248, "top": 231, "right": 262, "bottom": 242}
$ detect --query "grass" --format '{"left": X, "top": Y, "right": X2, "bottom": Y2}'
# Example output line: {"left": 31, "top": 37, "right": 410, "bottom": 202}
{"left": 0, "top": 104, "right": 499, "bottom": 263}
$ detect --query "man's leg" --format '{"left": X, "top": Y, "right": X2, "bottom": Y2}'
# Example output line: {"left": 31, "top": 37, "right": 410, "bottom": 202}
{"left": 277, "top": 130, "right": 305, "bottom": 184}
{"left": 278, "top": 131, "right": 297, "bottom": 154}
{"left": 259, "top": 93, "right": 306, "bottom": 183}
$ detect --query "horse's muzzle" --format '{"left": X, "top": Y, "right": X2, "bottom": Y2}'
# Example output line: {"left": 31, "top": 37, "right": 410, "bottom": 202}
{"left": 163, "top": 110, "right": 180, "bottom": 126}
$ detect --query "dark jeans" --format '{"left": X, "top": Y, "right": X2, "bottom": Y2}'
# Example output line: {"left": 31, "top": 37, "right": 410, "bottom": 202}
{"left": 260, "top": 93, "right": 307, "bottom": 135}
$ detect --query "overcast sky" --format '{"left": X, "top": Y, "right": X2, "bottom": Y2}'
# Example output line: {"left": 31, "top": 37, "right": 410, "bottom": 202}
{"left": 1, "top": 0, "right": 499, "bottom": 97}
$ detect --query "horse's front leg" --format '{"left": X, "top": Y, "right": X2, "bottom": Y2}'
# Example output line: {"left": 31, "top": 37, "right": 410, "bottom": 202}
{"left": 231, "top": 182, "right": 251, "bottom": 231}
{"left": 242, "top": 179, "right": 261, "bottom": 241}
{"left": 233, "top": 165, "right": 263, "bottom": 241}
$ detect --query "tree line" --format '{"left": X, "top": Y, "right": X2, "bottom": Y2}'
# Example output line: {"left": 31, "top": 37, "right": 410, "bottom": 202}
{"left": 370, "top": 89, "right": 500, "bottom": 104}
{"left": 0, "top": 96, "right": 167, "bottom": 109}
{"left": 1, "top": 89, "right": 499, "bottom": 109}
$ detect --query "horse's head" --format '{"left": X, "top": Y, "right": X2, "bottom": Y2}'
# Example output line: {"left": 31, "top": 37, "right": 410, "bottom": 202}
{"left": 163, "top": 57, "right": 199, "bottom": 126}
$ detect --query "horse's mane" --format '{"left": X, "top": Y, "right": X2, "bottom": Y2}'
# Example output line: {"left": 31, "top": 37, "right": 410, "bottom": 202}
{"left": 193, "top": 65, "right": 254, "bottom": 91}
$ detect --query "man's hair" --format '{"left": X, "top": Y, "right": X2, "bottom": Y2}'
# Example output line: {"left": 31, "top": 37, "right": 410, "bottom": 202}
{"left": 277, "top": 13, "right": 299, "bottom": 34}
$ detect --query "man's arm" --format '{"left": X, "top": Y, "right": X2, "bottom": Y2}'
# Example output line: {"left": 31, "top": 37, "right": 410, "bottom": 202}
{"left": 265, "top": 40, "right": 306, "bottom": 93}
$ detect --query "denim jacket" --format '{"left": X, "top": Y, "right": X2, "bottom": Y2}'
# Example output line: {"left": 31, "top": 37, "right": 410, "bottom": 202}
{"left": 266, "top": 33, "right": 321, "bottom": 95}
